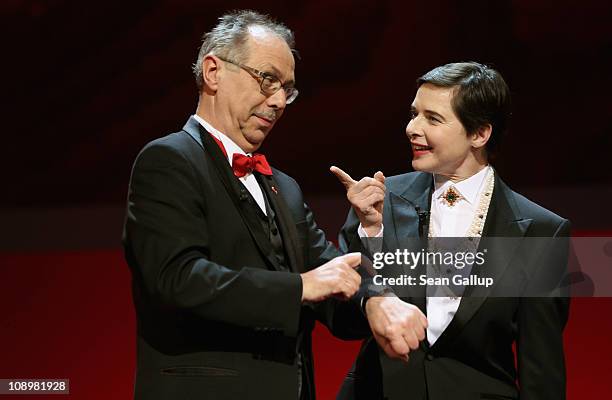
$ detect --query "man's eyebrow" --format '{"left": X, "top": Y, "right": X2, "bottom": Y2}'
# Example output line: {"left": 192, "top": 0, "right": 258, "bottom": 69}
{"left": 261, "top": 64, "right": 295, "bottom": 86}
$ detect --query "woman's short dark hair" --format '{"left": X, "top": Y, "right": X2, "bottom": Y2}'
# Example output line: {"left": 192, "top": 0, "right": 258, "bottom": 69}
{"left": 417, "top": 62, "right": 511, "bottom": 154}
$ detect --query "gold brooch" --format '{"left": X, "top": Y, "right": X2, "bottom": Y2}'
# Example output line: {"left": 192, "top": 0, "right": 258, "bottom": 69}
{"left": 442, "top": 186, "right": 462, "bottom": 207}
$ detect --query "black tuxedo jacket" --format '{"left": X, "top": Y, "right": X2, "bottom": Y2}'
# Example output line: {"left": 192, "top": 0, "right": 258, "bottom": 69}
{"left": 123, "top": 117, "right": 360, "bottom": 400}
{"left": 337, "top": 171, "right": 570, "bottom": 400}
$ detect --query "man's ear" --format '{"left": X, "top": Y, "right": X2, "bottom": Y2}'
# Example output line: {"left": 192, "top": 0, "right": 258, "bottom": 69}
{"left": 471, "top": 123, "right": 492, "bottom": 150}
{"left": 202, "top": 55, "right": 221, "bottom": 91}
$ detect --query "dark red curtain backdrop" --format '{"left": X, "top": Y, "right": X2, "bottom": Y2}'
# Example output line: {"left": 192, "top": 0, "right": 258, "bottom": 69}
{"left": 1, "top": 0, "right": 611, "bottom": 398}
{"left": 1, "top": 250, "right": 612, "bottom": 399}
{"left": 1, "top": 0, "right": 611, "bottom": 207}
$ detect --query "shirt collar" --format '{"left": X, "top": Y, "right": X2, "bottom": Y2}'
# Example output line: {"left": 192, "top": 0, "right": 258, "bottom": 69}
{"left": 192, "top": 114, "right": 249, "bottom": 166}
{"left": 433, "top": 165, "right": 491, "bottom": 205}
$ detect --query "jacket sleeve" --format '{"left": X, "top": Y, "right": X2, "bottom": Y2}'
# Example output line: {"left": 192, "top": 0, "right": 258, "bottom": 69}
{"left": 294, "top": 200, "right": 370, "bottom": 340}
{"left": 123, "top": 141, "right": 303, "bottom": 337}
{"left": 516, "top": 219, "right": 571, "bottom": 400}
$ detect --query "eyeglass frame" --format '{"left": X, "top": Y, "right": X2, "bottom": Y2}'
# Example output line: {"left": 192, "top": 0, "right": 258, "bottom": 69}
{"left": 216, "top": 56, "right": 299, "bottom": 104}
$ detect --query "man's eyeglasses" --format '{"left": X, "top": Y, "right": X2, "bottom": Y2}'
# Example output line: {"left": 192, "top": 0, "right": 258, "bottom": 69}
{"left": 217, "top": 56, "right": 299, "bottom": 104}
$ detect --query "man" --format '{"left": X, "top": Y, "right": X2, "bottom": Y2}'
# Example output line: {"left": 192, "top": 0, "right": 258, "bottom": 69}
{"left": 334, "top": 62, "right": 570, "bottom": 399}
{"left": 122, "top": 10, "right": 364, "bottom": 400}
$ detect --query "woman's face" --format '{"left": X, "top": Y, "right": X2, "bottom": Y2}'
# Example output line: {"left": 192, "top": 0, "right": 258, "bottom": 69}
{"left": 406, "top": 84, "right": 478, "bottom": 178}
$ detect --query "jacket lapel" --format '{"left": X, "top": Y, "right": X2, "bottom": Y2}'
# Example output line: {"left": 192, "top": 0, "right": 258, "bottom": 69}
{"left": 388, "top": 173, "right": 433, "bottom": 246}
{"left": 430, "top": 173, "right": 532, "bottom": 351}
{"left": 182, "top": 117, "right": 284, "bottom": 271}
{"left": 387, "top": 173, "right": 433, "bottom": 314}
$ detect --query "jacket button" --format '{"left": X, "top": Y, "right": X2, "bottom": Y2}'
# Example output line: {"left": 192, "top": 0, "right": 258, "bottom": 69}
{"left": 426, "top": 354, "right": 435, "bottom": 361}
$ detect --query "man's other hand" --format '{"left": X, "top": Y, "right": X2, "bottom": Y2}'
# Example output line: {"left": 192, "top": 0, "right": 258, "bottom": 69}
{"left": 301, "top": 253, "right": 362, "bottom": 302}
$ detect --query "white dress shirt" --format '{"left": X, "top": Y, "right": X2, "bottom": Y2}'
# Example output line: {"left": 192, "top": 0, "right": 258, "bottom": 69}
{"left": 193, "top": 114, "right": 267, "bottom": 215}
{"left": 426, "top": 165, "right": 491, "bottom": 345}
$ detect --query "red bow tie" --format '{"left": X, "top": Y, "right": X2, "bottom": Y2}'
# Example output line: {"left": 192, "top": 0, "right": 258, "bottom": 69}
{"left": 206, "top": 132, "right": 272, "bottom": 178}
{"left": 232, "top": 153, "right": 272, "bottom": 177}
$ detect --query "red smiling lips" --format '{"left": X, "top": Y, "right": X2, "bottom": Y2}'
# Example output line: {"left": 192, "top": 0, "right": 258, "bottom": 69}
{"left": 411, "top": 143, "right": 432, "bottom": 156}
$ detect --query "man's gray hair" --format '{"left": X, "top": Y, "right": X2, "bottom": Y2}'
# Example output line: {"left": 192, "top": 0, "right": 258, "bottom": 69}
{"left": 192, "top": 10, "right": 296, "bottom": 91}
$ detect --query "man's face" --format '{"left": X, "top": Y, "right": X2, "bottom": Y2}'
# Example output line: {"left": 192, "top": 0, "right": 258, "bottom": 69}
{"left": 216, "top": 29, "right": 295, "bottom": 153}
{"left": 406, "top": 84, "right": 475, "bottom": 176}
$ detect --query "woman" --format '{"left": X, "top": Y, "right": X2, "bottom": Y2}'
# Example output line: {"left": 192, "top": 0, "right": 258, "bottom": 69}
{"left": 335, "top": 62, "right": 570, "bottom": 400}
